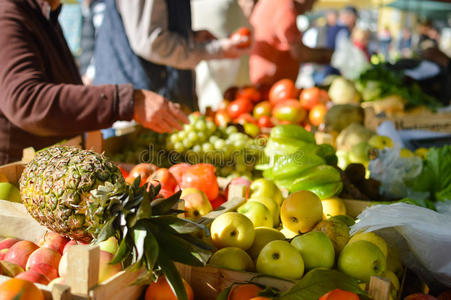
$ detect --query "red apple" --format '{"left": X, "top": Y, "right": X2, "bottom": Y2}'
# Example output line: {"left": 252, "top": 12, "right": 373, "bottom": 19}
{"left": 126, "top": 163, "right": 158, "bottom": 186}
{"left": 4, "top": 241, "right": 39, "bottom": 269}
{"left": 272, "top": 99, "right": 306, "bottom": 124}
{"left": 0, "top": 238, "right": 19, "bottom": 250}
{"left": 58, "top": 252, "right": 68, "bottom": 278}
{"left": 15, "top": 270, "right": 50, "bottom": 285}
{"left": 181, "top": 188, "right": 213, "bottom": 220}
{"left": 0, "top": 249, "right": 8, "bottom": 260}
{"left": 168, "top": 163, "right": 191, "bottom": 185}
{"left": 99, "top": 251, "right": 123, "bottom": 283}
{"left": 30, "top": 263, "right": 58, "bottom": 281}
{"left": 26, "top": 247, "right": 61, "bottom": 272}
{"left": 40, "top": 231, "right": 69, "bottom": 255}
{"left": 62, "top": 240, "right": 77, "bottom": 254}
{"left": 404, "top": 294, "right": 437, "bottom": 300}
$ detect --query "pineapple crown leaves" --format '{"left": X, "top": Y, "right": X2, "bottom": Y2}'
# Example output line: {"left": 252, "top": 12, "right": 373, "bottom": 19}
{"left": 93, "top": 177, "right": 213, "bottom": 300}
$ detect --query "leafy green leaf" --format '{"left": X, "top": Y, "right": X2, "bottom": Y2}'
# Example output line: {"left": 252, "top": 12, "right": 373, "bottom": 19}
{"left": 111, "top": 234, "right": 133, "bottom": 265}
{"left": 128, "top": 191, "right": 152, "bottom": 227}
{"left": 151, "top": 190, "right": 182, "bottom": 215}
{"left": 276, "top": 269, "right": 368, "bottom": 300}
{"left": 144, "top": 231, "right": 159, "bottom": 271}
{"left": 132, "top": 270, "right": 158, "bottom": 286}
{"left": 151, "top": 215, "right": 208, "bottom": 235}
{"left": 96, "top": 216, "right": 117, "bottom": 243}
{"left": 157, "top": 252, "right": 188, "bottom": 300}
{"left": 132, "top": 227, "right": 147, "bottom": 262}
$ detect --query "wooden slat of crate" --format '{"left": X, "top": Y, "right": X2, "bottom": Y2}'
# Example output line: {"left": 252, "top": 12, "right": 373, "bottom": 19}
{"left": 343, "top": 199, "right": 372, "bottom": 218}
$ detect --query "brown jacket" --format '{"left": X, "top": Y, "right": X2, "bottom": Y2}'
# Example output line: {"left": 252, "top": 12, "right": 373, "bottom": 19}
{"left": 0, "top": 0, "right": 134, "bottom": 164}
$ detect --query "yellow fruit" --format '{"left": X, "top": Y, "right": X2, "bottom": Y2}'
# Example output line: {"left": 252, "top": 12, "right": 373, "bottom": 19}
{"left": 280, "top": 227, "right": 297, "bottom": 239}
{"left": 280, "top": 191, "right": 323, "bottom": 234}
{"left": 210, "top": 212, "right": 255, "bottom": 250}
{"left": 348, "top": 232, "right": 388, "bottom": 258}
{"left": 248, "top": 197, "right": 280, "bottom": 227}
{"left": 400, "top": 148, "right": 414, "bottom": 158}
{"left": 321, "top": 197, "right": 346, "bottom": 219}
{"left": 384, "top": 270, "right": 400, "bottom": 291}
{"left": 313, "top": 218, "right": 350, "bottom": 253}
{"left": 414, "top": 147, "right": 429, "bottom": 159}
{"left": 247, "top": 227, "right": 285, "bottom": 260}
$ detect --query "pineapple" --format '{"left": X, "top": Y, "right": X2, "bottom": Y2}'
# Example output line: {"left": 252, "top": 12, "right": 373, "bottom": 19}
{"left": 19, "top": 146, "right": 211, "bottom": 300}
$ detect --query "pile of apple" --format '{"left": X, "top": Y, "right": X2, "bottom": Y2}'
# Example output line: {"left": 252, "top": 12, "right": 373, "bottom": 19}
{"left": 0, "top": 232, "right": 122, "bottom": 286}
{"left": 214, "top": 79, "right": 330, "bottom": 136}
{"left": 203, "top": 180, "right": 404, "bottom": 299}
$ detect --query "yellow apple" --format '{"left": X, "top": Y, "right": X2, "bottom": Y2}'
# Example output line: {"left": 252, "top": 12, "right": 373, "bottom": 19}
{"left": 368, "top": 135, "right": 394, "bottom": 149}
{"left": 321, "top": 197, "right": 346, "bottom": 219}
{"left": 280, "top": 227, "right": 297, "bottom": 239}
{"left": 248, "top": 197, "right": 279, "bottom": 227}
{"left": 0, "top": 182, "right": 21, "bottom": 203}
{"left": 98, "top": 250, "right": 123, "bottom": 283}
{"left": 210, "top": 212, "right": 255, "bottom": 250}
{"left": 208, "top": 247, "right": 254, "bottom": 272}
{"left": 247, "top": 227, "right": 285, "bottom": 260}
{"left": 256, "top": 240, "right": 304, "bottom": 280}
{"left": 237, "top": 201, "right": 273, "bottom": 227}
{"left": 98, "top": 237, "right": 118, "bottom": 255}
{"left": 384, "top": 270, "right": 400, "bottom": 291}
{"left": 280, "top": 191, "right": 322, "bottom": 234}
{"left": 249, "top": 179, "right": 284, "bottom": 206}
{"left": 338, "top": 240, "right": 386, "bottom": 283}
{"left": 181, "top": 188, "right": 213, "bottom": 220}
{"left": 348, "top": 232, "right": 388, "bottom": 258}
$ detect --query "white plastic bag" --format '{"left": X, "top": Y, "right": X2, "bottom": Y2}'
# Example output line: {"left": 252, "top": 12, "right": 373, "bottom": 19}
{"left": 331, "top": 38, "right": 369, "bottom": 80}
{"left": 352, "top": 203, "right": 451, "bottom": 288}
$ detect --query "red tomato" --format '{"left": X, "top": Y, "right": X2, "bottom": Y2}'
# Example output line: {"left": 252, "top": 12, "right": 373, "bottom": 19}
{"left": 308, "top": 103, "right": 327, "bottom": 126}
{"left": 257, "top": 115, "right": 273, "bottom": 128}
{"left": 230, "top": 27, "right": 252, "bottom": 48}
{"left": 272, "top": 99, "right": 306, "bottom": 124}
{"left": 269, "top": 79, "right": 297, "bottom": 106}
{"left": 299, "top": 87, "right": 329, "bottom": 110}
{"left": 253, "top": 101, "right": 272, "bottom": 119}
{"left": 234, "top": 113, "right": 257, "bottom": 125}
{"left": 236, "top": 86, "right": 261, "bottom": 103}
{"left": 214, "top": 109, "right": 232, "bottom": 127}
{"left": 168, "top": 163, "right": 191, "bottom": 184}
{"left": 148, "top": 168, "right": 178, "bottom": 194}
{"left": 227, "top": 98, "right": 253, "bottom": 119}
{"left": 319, "top": 289, "right": 359, "bottom": 300}
{"left": 126, "top": 163, "right": 158, "bottom": 186}
{"left": 117, "top": 166, "right": 129, "bottom": 179}
{"left": 210, "top": 194, "right": 226, "bottom": 210}
{"left": 181, "top": 164, "right": 219, "bottom": 201}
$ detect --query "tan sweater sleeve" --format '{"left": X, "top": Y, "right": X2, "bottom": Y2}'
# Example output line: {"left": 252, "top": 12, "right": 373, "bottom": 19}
{"left": 116, "top": 0, "right": 224, "bottom": 70}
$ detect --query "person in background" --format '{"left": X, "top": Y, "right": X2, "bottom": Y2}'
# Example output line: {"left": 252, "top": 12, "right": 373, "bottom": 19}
{"left": 58, "top": 0, "right": 83, "bottom": 58}
{"left": 0, "top": 0, "right": 188, "bottom": 164}
{"left": 398, "top": 28, "right": 412, "bottom": 58}
{"left": 326, "top": 6, "right": 358, "bottom": 51}
{"left": 79, "top": 0, "right": 105, "bottom": 85}
{"left": 378, "top": 26, "right": 392, "bottom": 60}
{"left": 249, "top": 0, "right": 333, "bottom": 85}
{"left": 191, "top": 0, "right": 252, "bottom": 112}
{"left": 93, "top": 0, "right": 249, "bottom": 112}
{"left": 417, "top": 21, "right": 439, "bottom": 52}
{"left": 352, "top": 28, "right": 371, "bottom": 61}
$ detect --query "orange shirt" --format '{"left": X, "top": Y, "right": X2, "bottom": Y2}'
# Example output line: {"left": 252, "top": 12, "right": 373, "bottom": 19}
{"left": 250, "top": 0, "right": 300, "bottom": 85}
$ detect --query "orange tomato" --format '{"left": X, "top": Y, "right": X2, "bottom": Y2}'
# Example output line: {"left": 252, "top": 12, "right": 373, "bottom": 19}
{"left": 228, "top": 284, "right": 262, "bottom": 300}
{"left": 299, "top": 87, "right": 329, "bottom": 110}
{"left": 269, "top": 79, "right": 297, "bottom": 106}
{"left": 145, "top": 276, "right": 194, "bottom": 300}
{"left": 308, "top": 103, "right": 327, "bottom": 126}
{"left": 0, "top": 278, "right": 44, "bottom": 300}
{"left": 319, "top": 289, "right": 360, "bottom": 300}
{"left": 230, "top": 27, "right": 252, "bottom": 49}
{"left": 181, "top": 164, "right": 219, "bottom": 201}
{"left": 236, "top": 87, "right": 261, "bottom": 103}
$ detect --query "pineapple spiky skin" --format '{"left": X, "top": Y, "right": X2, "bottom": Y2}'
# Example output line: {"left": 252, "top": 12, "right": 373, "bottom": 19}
{"left": 19, "top": 146, "right": 127, "bottom": 243}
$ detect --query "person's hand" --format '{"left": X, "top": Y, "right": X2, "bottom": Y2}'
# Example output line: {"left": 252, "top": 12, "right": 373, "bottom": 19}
{"left": 133, "top": 89, "right": 189, "bottom": 133}
{"left": 194, "top": 30, "right": 217, "bottom": 43}
{"left": 218, "top": 38, "right": 252, "bottom": 58}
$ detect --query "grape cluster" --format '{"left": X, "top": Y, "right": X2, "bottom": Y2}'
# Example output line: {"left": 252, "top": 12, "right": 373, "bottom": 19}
{"left": 166, "top": 115, "right": 262, "bottom": 178}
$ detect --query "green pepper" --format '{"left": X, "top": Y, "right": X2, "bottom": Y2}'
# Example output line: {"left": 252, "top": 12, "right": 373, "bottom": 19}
{"left": 288, "top": 165, "right": 342, "bottom": 199}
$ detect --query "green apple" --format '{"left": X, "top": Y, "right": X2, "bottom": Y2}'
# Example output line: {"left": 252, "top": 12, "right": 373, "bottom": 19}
{"left": 247, "top": 227, "right": 285, "bottom": 260}
{"left": 98, "top": 236, "right": 118, "bottom": 255}
{"left": 208, "top": 247, "right": 255, "bottom": 272}
{"left": 348, "top": 232, "right": 388, "bottom": 258}
{"left": 338, "top": 240, "right": 386, "bottom": 282}
{"left": 244, "top": 123, "right": 260, "bottom": 138}
{"left": 250, "top": 179, "right": 284, "bottom": 206}
{"left": 0, "top": 182, "right": 21, "bottom": 203}
{"left": 210, "top": 212, "right": 255, "bottom": 250}
{"left": 256, "top": 240, "right": 304, "bottom": 280}
{"left": 291, "top": 232, "right": 335, "bottom": 270}
{"left": 368, "top": 135, "right": 393, "bottom": 149}
{"left": 248, "top": 197, "right": 279, "bottom": 227}
{"left": 181, "top": 188, "right": 213, "bottom": 220}
{"left": 237, "top": 201, "right": 273, "bottom": 228}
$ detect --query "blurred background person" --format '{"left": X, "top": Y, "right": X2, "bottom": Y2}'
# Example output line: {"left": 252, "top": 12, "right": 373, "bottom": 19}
{"left": 249, "top": 0, "right": 333, "bottom": 86}
{"left": 352, "top": 27, "right": 371, "bottom": 61}
{"left": 326, "top": 5, "right": 358, "bottom": 51}
{"left": 191, "top": 0, "right": 252, "bottom": 112}
{"left": 397, "top": 28, "right": 412, "bottom": 58}
{"left": 378, "top": 26, "right": 392, "bottom": 60}
{"left": 93, "top": 0, "right": 249, "bottom": 112}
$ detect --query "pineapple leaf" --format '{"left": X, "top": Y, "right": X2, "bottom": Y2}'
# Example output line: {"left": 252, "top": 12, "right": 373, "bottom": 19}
{"left": 144, "top": 231, "right": 159, "bottom": 271}
{"left": 128, "top": 190, "right": 152, "bottom": 228}
{"left": 132, "top": 269, "right": 158, "bottom": 286}
{"left": 151, "top": 190, "right": 182, "bottom": 215}
{"left": 157, "top": 252, "right": 188, "bottom": 300}
{"left": 179, "top": 234, "right": 214, "bottom": 251}
{"left": 111, "top": 234, "right": 133, "bottom": 265}
{"left": 96, "top": 215, "right": 117, "bottom": 243}
{"left": 132, "top": 227, "right": 147, "bottom": 262}
{"left": 150, "top": 215, "right": 207, "bottom": 235}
